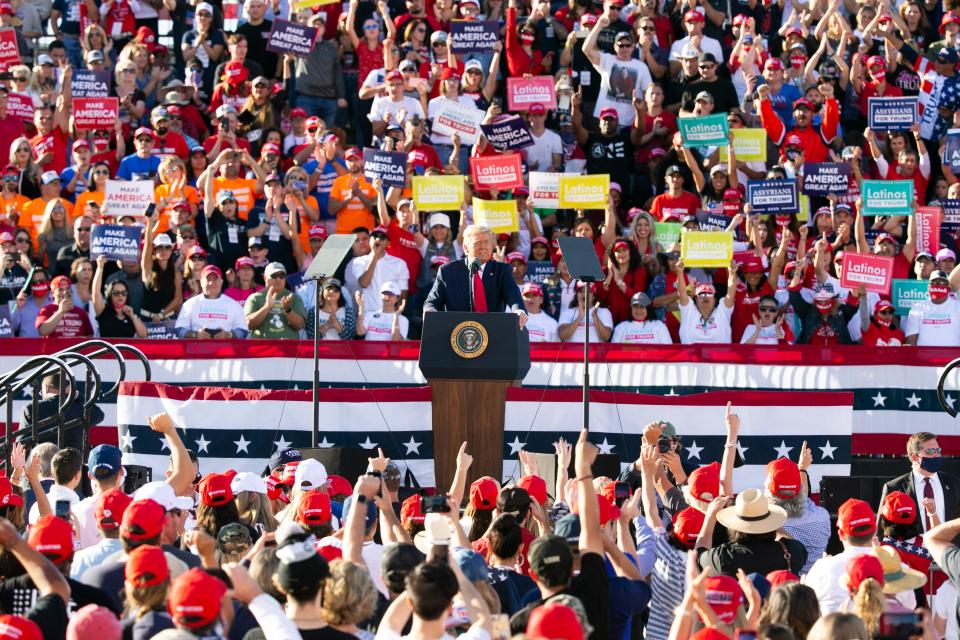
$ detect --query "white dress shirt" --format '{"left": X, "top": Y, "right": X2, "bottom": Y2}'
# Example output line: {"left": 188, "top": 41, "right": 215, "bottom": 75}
{"left": 912, "top": 468, "right": 945, "bottom": 533}
{"left": 803, "top": 546, "right": 874, "bottom": 615}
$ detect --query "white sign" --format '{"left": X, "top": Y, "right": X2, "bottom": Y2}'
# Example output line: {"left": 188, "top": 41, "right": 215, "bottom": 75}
{"left": 103, "top": 179, "right": 155, "bottom": 218}
{"left": 529, "top": 172, "right": 560, "bottom": 209}
{"left": 430, "top": 98, "right": 485, "bottom": 145}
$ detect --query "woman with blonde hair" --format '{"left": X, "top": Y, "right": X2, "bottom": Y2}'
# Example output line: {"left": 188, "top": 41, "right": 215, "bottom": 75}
{"left": 153, "top": 156, "right": 199, "bottom": 233}
{"left": 36, "top": 199, "right": 72, "bottom": 269}
{"left": 182, "top": 245, "right": 208, "bottom": 300}
{"left": 842, "top": 554, "right": 886, "bottom": 638}
{"left": 81, "top": 24, "right": 114, "bottom": 70}
{"left": 320, "top": 560, "right": 377, "bottom": 639}
{"left": 7, "top": 65, "right": 38, "bottom": 106}
{"left": 807, "top": 612, "right": 869, "bottom": 640}
{"left": 122, "top": 544, "right": 175, "bottom": 639}
{"left": 231, "top": 472, "right": 277, "bottom": 535}
{"left": 113, "top": 58, "right": 147, "bottom": 128}
{"left": 8, "top": 137, "right": 40, "bottom": 198}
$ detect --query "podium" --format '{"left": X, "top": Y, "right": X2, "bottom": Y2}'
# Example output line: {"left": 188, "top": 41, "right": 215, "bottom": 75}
{"left": 419, "top": 312, "right": 530, "bottom": 493}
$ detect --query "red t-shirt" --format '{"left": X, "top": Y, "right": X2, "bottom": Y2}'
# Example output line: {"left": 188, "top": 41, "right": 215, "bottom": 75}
{"left": 732, "top": 281, "right": 775, "bottom": 343}
{"left": 35, "top": 304, "right": 94, "bottom": 338}
{"left": 862, "top": 322, "right": 905, "bottom": 347}
{"left": 31, "top": 129, "right": 69, "bottom": 174}
{"left": 387, "top": 218, "right": 422, "bottom": 294}
{"left": 650, "top": 191, "right": 700, "bottom": 222}
{"left": 0, "top": 114, "right": 25, "bottom": 168}
{"left": 472, "top": 525, "right": 535, "bottom": 576}
{"left": 154, "top": 132, "right": 190, "bottom": 160}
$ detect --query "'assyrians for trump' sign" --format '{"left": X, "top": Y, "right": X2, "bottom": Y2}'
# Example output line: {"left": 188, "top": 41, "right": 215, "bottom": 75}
{"left": 747, "top": 179, "right": 798, "bottom": 214}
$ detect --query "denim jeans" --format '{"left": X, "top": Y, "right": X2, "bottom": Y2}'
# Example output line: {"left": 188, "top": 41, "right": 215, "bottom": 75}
{"left": 295, "top": 94, "right": 342, "bottom": 130}
{"left": 61, "top": 35, "right": 84, "bottom": 70}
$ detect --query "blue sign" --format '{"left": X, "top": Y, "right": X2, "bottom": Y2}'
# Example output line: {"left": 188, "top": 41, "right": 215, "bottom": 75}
{"left": 802, "top": 163, "right": 850, "bottom": 196}
{"left": 480, "top": 115, "right": 535, "bottom": 151}
{"left": 363, "top": 148, "right": 407, "bottom": 189}
{"left": 944, "top": 130, "right": 960, "bottom": 173}
{"left": 450, "top": 20, "right": 499, "bottom": 54}
{"left": 696, "top": 211, "right": 731, "bottom": 232}
{"left": 72, "top": 70, "right": 110, "bottom": 98}
{"left": 91, "top": 224, "right": 141, "bottom": 262}
{"left": 266, "top": 19, "right": 318, "bottom": 58}
{"left": 747, "top": 180, "right": 798, "bottom": 215}
{"left": 526, "top": 260, "right": 555, "bottom": 284}
{"left": 0, "top": 306, "right": 11, "bottom": 338}
{"left": 867, "top": 97, "right": 919, "bottom": 131}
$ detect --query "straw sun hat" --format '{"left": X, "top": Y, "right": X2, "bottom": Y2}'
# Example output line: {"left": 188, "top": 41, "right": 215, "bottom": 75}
{"left": 716, "top": 488, "right": 787, "bottom": 534}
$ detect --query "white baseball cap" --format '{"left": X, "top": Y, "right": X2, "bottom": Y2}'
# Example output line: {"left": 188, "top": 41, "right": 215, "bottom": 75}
{"left": 380, "top": 281, "right": 401, "bottom": 295}
{"left": 428, "top": 213, "right": 451, "bottom": 229}
{"left": 293, "top": 458, "right": 328, "bottom": 491}
{"left": 230, "top": 471, "right": 267, "bottom": 495}
{"left": 133, "top": 481, "right": 194, "bottom": 511}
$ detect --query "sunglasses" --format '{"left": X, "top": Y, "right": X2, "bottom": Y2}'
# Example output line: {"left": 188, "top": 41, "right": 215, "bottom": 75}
{"left": 877, "top": 309, "right": 894, "bottom": 315}
{"left": 93, "top": 170, "right": 109, "bottom": 176}
{"left": 640, "top": 26, "right": 655, "bottom": 31}
{"left": 269, "top": 273, "right": 287, "bottom": 279}
{"left": 189, "top": 255, "right": 206, "bottom": 261}
{"left": 180, "top": 233, "right": 197, "bottom": 240}
{"left": 923, "top": 447, "right": 942, "bottom": 455}
{"left": 759, "top": 306, "right": 778, "bottom": 313}
{"left": 112, "top": 290, "right": 128, "bottom": 296}
{"left": 363, "top": 23, "right": 379, "bottom": 30}
{"left": 16, "top": 237, "right": 29, "bottom": 243}
{"left": 78, "top": 226, "right": 92, "bottom": 232}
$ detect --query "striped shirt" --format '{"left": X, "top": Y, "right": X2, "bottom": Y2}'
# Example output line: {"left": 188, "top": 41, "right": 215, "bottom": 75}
{"left": 645, "top": 528, "right": 687, "bottom": 640}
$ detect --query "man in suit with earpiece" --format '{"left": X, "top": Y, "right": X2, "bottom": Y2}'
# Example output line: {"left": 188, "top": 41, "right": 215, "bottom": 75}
{"left": 424, "top": 224, "right": 527, "bottom": 329}
{"left": 880, "top": 431, "right": 960, "bottom": 534}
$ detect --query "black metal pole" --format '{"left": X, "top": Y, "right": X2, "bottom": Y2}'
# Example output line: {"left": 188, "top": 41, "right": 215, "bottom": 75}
{"left": 583, "top": 280, "right": 590, "bottom": 431}
{"left": 312, "top": 279, "right": 321, "bottom": 448}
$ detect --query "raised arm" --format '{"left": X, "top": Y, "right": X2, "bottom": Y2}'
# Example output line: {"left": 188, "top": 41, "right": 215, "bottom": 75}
{"left": 448, "top": 442, "right": 473, "bottom": 506}
{"left": 92, "top": 254, "right": 108, "bottom": 316}
{"left": 582, "top": 13, "right": 604, "bottom": 66}
{"left": 147, "top": 413, "right": 195, "bottom": 496}
{"left": 720, "top": 402, "right": 738, "bottom": 497}
{"left": 574, "top": 428, "right": 603, "bottom": 556}
{"left": 681, "top": 147, "right": 707, "bottom": 193}
{"left": 674, "top": 259, "right": 689, "bottom": 306}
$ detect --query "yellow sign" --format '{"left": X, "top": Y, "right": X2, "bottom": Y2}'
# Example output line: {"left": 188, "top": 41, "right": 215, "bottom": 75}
{"left": 718, "top": 128, "right": 767, "bottom": 162}
{"left": 797, "top": 194, "right": 810, "bottom": 223}
{"left": 292, "top": 0, "right": 338, "bottom": 10}
{"left": 413, "top": 176, "right": 464, "bottom": 211}
{"left": 472, "top": 198, "right": 519, "bottom": 233}
{"left": 681, "top": 231, "right": 733, "bottom": 268}
{"left": 558, "top": 174, "right": 609, "bottom": 210}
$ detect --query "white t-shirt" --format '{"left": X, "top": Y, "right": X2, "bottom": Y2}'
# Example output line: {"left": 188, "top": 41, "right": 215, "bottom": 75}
{"left": 175, "top": 294, "right": 248, "bottom": 335}
{"left": 525, "top": 128, "right": 563, "bottom": 173}
{"left": 934, "top": 580, "right": 959, "bottom": 640}
{"left": 525, "top": 311, "right": 559, "bottom": 342}
{"left": 362, "top": 310, "right": 409, "bottom": 340}
{"left": 612, "top": 319, "right": 672, "bottom": 344}
{"left": 559, "top": 306, "right": 613, "bottom": 343}
{"left": 906, "top": 298, "right": 960, "bottom": 346}
{"left": 678, "top": 298, "right": 732, "bottom": 344}
{"left": 593, "top": 52, "right": 652, "bottom": 124}
{"left": 369, "top": 94, "right": 425, "bottom": 125}
{"left": 740, "top": 324, "right": 781, "bottom": 345}
{"left": 668, "top": 34, "right": 724, "bottom": 62}
{"left": 350, "top": 253, "right": 410, "bottom": 311}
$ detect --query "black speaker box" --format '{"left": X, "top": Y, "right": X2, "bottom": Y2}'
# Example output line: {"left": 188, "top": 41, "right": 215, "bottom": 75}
{"left": 298, "top": 447, "right": 369, "bottom": 484}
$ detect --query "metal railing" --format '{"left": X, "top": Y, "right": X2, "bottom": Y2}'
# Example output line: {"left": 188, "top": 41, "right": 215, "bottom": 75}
{"left": 0, "top": 341, "right": 151, "bottom": 468}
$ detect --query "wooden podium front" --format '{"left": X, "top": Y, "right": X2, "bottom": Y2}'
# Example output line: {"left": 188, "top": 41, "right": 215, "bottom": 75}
{"left": 419, "top": 312, "right": 530, "bottom": 495}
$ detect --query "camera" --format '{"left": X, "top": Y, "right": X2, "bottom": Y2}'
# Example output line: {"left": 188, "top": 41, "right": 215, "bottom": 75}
{"left": 657, "top": 437, "right": 672, "bottom": 454}
{"left": 613, "top": 482, "right": 630, "bottom": 507}
{"left": 290, "top": 179, "right": 307, "bottom": 192}
{"left": 55, "top": 500, "right": 71, "bottom": 521}
{"left": 421, "top": 494, "right": 450, "bottom": 513}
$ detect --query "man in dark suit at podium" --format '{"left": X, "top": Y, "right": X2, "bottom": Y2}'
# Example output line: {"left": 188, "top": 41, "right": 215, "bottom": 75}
{"left": 880, "top": 431, "right": 960, "bottom": 534}
{"left": 424, "top": 225, "right": 528, "bottom": 329}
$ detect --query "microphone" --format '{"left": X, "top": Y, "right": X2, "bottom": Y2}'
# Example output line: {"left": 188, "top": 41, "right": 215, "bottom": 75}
{"left": 469, "top": 258, "right": 481, "bottom": 274}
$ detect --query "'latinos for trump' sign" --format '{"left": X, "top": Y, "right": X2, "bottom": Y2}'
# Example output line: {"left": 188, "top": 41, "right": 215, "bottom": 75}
{"left": 449, "top": 20, "right": 498, "bottom": 54}
{"left": 470, "top": 154, "right": 524, "bottom": 191}
{"left": 91, "top": 224, "right": 142, "bottom": 262}
{"left": 362, "top": 148, "right": 406, "bottom": 188}
{"left": 801, "top": 163, "right": 850, "bottom": 196}
{"left": 677, "top": 114, "right": 729, "bottom": 148}
{"left": 746, "top": 180, "right": 798, "bottom": 214}
{"left": 506, "top": 77, "right": 556, "bottom": 112}
{"left": 681, "top": 231, "right": 733, "bottom": 268}
{"left": 480, "top": 115, "right": 534, "bottom": 151}
{"left": 266, "top": 19, "right": 318, "bottom": 58}
{"left": 472, "top": 198, "right": 519, "bottom": 233}
{"left": 916, "top": 206, "right": 941, "bottom": 255}
{"left": 861, "top": 180, "right": 914, "bottom": 216}
{"left": 867, "top": 97, "right": 919, "bottom": 131}
{"left": 840, "top": 252, "right": 895, "bottom": 295}
{"left": 412, "top": 175, "right": 464, "bottom": 211}
{"left": 718, "top": 128, "right": 766, "bottom": 162}
{"left": 73, "top": 97, "right": 119, "bottom": 130}
{"left": 558, "top": 174, "right": 608, "bottom": 210}
{"left": 892, "top": 279, "right": 928, "bottom": 316}
{"left": 430, "top": 98, "right": 484, "bottom": 145}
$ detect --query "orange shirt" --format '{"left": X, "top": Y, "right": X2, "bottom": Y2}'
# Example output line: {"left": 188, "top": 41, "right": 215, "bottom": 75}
{"left": 21, "top": 197, "right": 74, "bottom": 247}
{"left": 330, "top": 173, "right": 376, "bottom": 234}
{"left": 213, "top": 177, "right": 259, "bottom": 220}
{"left": 1, "top": 193, "right": 30, "bottom": 227}
{"left": 74, "top": 190, "right": 104, "bottom": 218}
{"left": 294, "top": 195, "right": 321, "bottom": 256}
{"left": 154, "top": 184, "right": 200, "bottom": 233}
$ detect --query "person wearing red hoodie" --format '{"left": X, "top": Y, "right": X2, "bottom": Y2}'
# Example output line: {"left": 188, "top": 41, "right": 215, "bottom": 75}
{"left": 858, "top": 297, "right": 906, "bottom": 347}
{"left": 506, "top": 0, "right": 548, "bottom": 76}
{"left": 731, "top": 253, "right": 783, "bottom": 343}
{"left": 758, "top": 81, "right": 838, "bottom": 163}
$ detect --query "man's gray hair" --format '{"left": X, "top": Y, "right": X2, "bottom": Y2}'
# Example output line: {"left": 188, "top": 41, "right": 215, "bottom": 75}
{"left": 29, "top": 442, "right": 58, "bottom": 478}
{"left": 766, "top": 488, "right": 807, "bottom": 519}
{"left": 463, "top": 224, "right": 492, "bottom": 242}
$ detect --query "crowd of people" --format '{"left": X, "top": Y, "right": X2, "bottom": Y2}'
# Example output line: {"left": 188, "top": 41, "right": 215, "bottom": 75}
{"left": 0, "top": 0, "right": 957, "bottom": 344}
{"left": 0, "top": 406, "right": 957, "bottom": 640}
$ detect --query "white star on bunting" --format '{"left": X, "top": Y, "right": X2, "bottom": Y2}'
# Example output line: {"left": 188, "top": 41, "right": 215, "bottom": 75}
{"left": 507, "top": 437, "right": 525, "bottom": 455}
{"left": 597, "top": 438, "right": 615, "bottom": 455}
{"left": 119, "top": 431, "right": 137, "bottom": 451}
{"left": 686, "top": 440, "right": 704, "bottom": 460}
{"left": 402, "top": 437, "right": 422, "bottom": 455}
{"left": 871, "top": 392, "right": 887, "bottom": 407}
{"left": 819, "top": 440, "right": 837, "bottom": 460}
{"left": 234, "top": 435, "right": 251, "bottom": 454}
{"left": 274, "top": 435, "right": 291, "bottom": 451}
{"left": 359, "top": 436, "right": 378, "bottom": 449}
{"left": 774, "top": 440, "right": 794, "bottom": 459}
{"left": 906, "top": 393, "right": 922, "bottom": 409}
{"left": 736, "top": 441, "right": 749, "bottom": 461}
{"left": 195, "top": 434, "right": 211, "bottom": 454}
{"left": 318, "top": 437, "right": 334, "bottom": 448}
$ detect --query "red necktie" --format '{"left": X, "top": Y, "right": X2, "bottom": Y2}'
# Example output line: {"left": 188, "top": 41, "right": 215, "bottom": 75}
{"left": 924, "top": 478, "right": 935, "bottom": 530}
{"left": 473, "top": 271, "right": 488, "bottom": 312}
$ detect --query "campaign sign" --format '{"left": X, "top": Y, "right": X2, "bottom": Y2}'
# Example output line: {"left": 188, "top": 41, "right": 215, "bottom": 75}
{"left": 867, "top": 97, "right": 919, "bottom": 131}
{"left": 0, "top": 306, "right": 11, "bottom": 338}
{"left": 681, "top": 231, "right": 733, "bottom": 268}
{"left": 431, "top": 98, "right": 484, "bottom": 145}
{"left": 412, "top": 175, "right": 464, "bottom": 211}
{"left": 802, "top": 163, "right": 850, "bottom": 196}
{"left": 74, "top": 97, "right": 119, "bottom": 130}
{"left": 696, "top": 211, "right": 731, "bottom": 232}
{"left": 72, "top": 70, "right": 111, "bottom": 98}
{"left": 840, "top": 252, "right": 895, "bottom": 295}
{"left": 145, "top": 320, "right": 177, "bottom": 339}
{"left": 480, "top": 115, "right": 534, "bottom": 151}
{"left": 529, "top": 172, "right": 559, "bottom": 209}
{"left": 0, "top": 30, "right": 19, "bottom": 71}
{"left": 91, "top": 224, "right": 141, "bottom": 261}
{"left": 291, "top": 0, "right": 338, "bottom": 10}
{"left": 943, "top": 129, "right": 960, "bottom": 173}
{"left": 266, "top": 19, "right": 318, "bottom": 58}
{"left": 861, "top": 180, "right": 914, "bottom": 216}
{"left": 916, "top": 206, "right": 942, "bottom": 255}
{"left": 7, "top": 93, "right": 33, "bottom": 121}
{"left": 103, "top": 179, "right": 155, "bottom": 218}
{"left": 362, "top": 148, "right": 406, "bottom": 189}
{"left": 472, "top": 198, "right": 519, "bottom": 233}
{"left": 506, "top": 77, "right": 556, "bottom": 112}
{"left": 892, "top": 279, "right": 929, "bottom": 316}
{"left": 718, "top": 129, "right": 766, "bottom": 162}
{"left": 449, "top": 20, "right": 498, "bottom": 54}
{"left": 655, "top": 222, "right": 681, "bottom": 248}
{"left": 526, "top": 260, "right": 555, "bottom": 284}
{"left": 558, "top": 174, "right": 609, "bottom": 210}
{"left": 470, "top": 153, "right": 524, "bottom": 191}
{"left": 677, "top": 114, "right": 729, "bottom": 148}
{"left": 746, "top": 179, "right": 798, "bottom": 214}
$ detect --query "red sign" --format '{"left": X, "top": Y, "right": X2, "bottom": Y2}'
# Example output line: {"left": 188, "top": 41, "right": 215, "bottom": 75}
{"left": 840, "top": 252, "right": 895, "bottom": 295}
{"left": 74, "top": 97, "right": 119, "bottom": 130}
{"left": 7, "top": 92, "right": 33, "bottom": 121}
{"left": 916, "top": 205, "right": 941, "bottom": 255}
{"left": 470, "top": 153, "right": 524, "bottom": 191}
{"left": 0, "top": 30, "right": 19, "bottom": 71}
{"left": 506, "top": 76, "right": 557, "bottom": 112}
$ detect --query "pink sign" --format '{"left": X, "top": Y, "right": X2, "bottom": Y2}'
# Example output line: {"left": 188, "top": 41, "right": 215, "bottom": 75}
{"left": 7, "top": 93, "right": 33, "bottom": 121}
{"left": 0, "top": 31, "right": 19, "bottom": 71}
{"left": 74, "top": 97, "right": 119, "bottom": 130}
{"left": 840, "top": 252, "right": 895, "bottom": 295}
{"left": 916, "top": 205, "right": 942, "bottom": 255}
{"left": 470, "top": 153, "right": 524, "bottom": 191}
{"left": 506, "top": 76, "right": 557, "bottom": 112}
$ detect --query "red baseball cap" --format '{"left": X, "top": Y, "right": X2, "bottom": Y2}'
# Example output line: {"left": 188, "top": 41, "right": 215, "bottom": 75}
{"left": 845, "top": 553, "right": 885, "bottom": 592}
{"left": 199, "top": 473, "right": 234, "bottom": 507}
{"left": 684, "top": 9, "right": 704, "bottom": 21}
{"left": 740, "top": 256, "right": 765, "bottom": 273}
{"left": 672, "top": 506, "right": 705, "bottom": 547}
{"left": 440, "top": 67, "right": 461, "bottom": 81}
{"left": 793, "top": 98, "right": 815, "bottom": 111}
{"left": 200, "top": 265, "right": 222, "bottom": 280}
{"left": 133, "top": 126, "right": 156, "bottom": 140}
{"left": 0, "top": 615, "right": 42, "bottom": 640}
{"left": 526, "top": 602, "right": 583, "bottom": 640}
{"left": 837, "top": 498, "right": 877, "bottom": 536}
{"left": 764, "top": 58, "right": 784, "bottom": 71}
{"left": 280, "top": 461, "right": 300, "bottom": 486}
{"left": 136, "top": 25, "right": 157, "bottom": 49}
{"left": 308, "top": 225, "right": 328, "bottom": 240}
{"left": 125, "top": 544, "right": 169, "bottom": 587}
{"left": 694, "top": 282, "right": 716, "bottom": 296}
{"left": 528, "top": 103, "right": 546, "bottom": 116}
{"left": 168, "top": 568, "right": 228, "bottom": 630}
{"left": 0, "top": 477, "right": 22, "bottom": 508}
{"left": 186, "top": 245, "right": 207, "bottom": 259}
{"left": 326, "top": 474, "right": 352, "bottom": 497}
{"left": 875, "top": 299, "right": 895, "bottom": 315}
{"left": 596, "top": 494, "right": 620, "bottom": 526}
{"left": 290, "top": 108, "right": 308, "bottom": 119}
{"left": 28, "top": 514, "right": 73, "bottom": 565}
{"left": 265, "top": 471, "right": 284, "bottom": 501}
{"left": 95, "top": 488, "right": 132, "bottom": 530}
{"left": 222, "top": 60, "right": 249, "bottom": 85}
{"left": 703, "top": 574, "right": 743, "bottom": 624}
{"left": 522, "top": 282, "right": 544, "bottom": 297}
{"left": 235, "top": 256, "right": 255, "bottom": 270}
{"left": 688, "top": 461, "right": 720, "bottom": 502}
{"left": 122, "top": 499, "right": 167, "bottom": 542}
{"left": 518, "top": 475, "right": 547, "bottom": 505}
{"left": 941, "top": 11, "right": 960, "bottom": 34}
{"left": 0, "top": 3, "right": 14, "bottom": 15}
{"left": 876, "top": 232, "right": 898, "bottom": 246}
{"left": 766, "top": 569, "right": 800, "bottom": 587}
{"left": 385, "top": 70, "right": 403, "bottom": 82}
{"left": 316, "top": 543, "right": 343, "bottom": 563}
{"left": 72, "top": 139, "right": 90, "bottom": 151}
{"left": 344, "top": 147, "right": 362, "bottom": 160}
{"left": 880, "top": 490, "right": 917, "bottom": 525}
{"left": 691, "top": 629, "right": 731, "bottom": 640}
{"left": 785, "top": 133, "right": 803, "bottom": 147}
{"left": 400, "top": 494, "right": 425, "bottom": 526}
{"left": 260, "top": 142, "right": 281, "bottom": 157}
{"left": 766, "top": 457, "right": 802, "bottom": 499}
{"left": 50, "top": 275, "right": 72, "bottom": 290}
{"left": 598, "top": 107, "right": 619, "bottom": 120}
{"left": 470, "top": 476, "right": 499, "bottom": 510}
{"left": 297, "top": 490, "right": 332, "bottom": 526}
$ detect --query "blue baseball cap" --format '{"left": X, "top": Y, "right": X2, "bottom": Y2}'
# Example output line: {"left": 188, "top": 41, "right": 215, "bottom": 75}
{"left": 342, "top": 495, "right": 379, "bottom": 533}
{"left": 938, "top": 47, "right": 959, "bottom": 64}
{"left": 453, "top": 547, "right": 489, "bottom": 581}
{"left": 268, "top": 448, "right": 301, "bottom": 471}
{"left": 88, "top": 445, "right": 123, "bottom": 480}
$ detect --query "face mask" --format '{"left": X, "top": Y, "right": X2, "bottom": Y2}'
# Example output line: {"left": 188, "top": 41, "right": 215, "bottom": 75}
{"left": 789, "top": 55, "right": 805, "bottom": 68}
{"left": 520, "top": 32, "right": 536, "bottom": 44}
{"left": 870, "top": 68, "right": 885, "bottom": 82}
{"left": 112, "top": 300, "right": 125, "bottom": 311}
{"left": 31, "top": 282, "right": 49, "bottom": 297}
{"left": 919, "top": 455, "right": 942, "bottom": 474}
{"left": 815, "top": 299, "right": 833, "bottom": 315}
{"left": 929, "top": 284, "right": 950, "bottom": 301}
{"left": 775, "top": 215, "right": 792, "bottom": 227}
{"left": 156, "top": 125, "right": 168, "bottom": 136}
{"left": 875, "top": 315, "right": 892, "bottom": 327}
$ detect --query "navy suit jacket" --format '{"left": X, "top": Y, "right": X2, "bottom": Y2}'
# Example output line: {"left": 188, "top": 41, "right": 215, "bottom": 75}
{"left": 424, "top": 258, "right": 524, "bottom": 313}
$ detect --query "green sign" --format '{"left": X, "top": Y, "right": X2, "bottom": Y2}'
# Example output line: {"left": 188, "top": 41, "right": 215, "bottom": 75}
{"left": 861, "top": 180, "right": 914, "bottom": 216}
{"left": 892, "top": 279, "right": 928, "bottom": 315}
{"left": 655, "top": 222, "right": 682, "bottom": 248}
{"left": 677, "top": 114, "right": 729, "bottom": 148}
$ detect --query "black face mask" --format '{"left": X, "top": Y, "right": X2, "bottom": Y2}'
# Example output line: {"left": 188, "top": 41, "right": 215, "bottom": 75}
{"left": 156, "top": 125, "right": 169, "bottom": 136}
{"left": 920, "top": 456, "right": 942, "bottom": 474}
